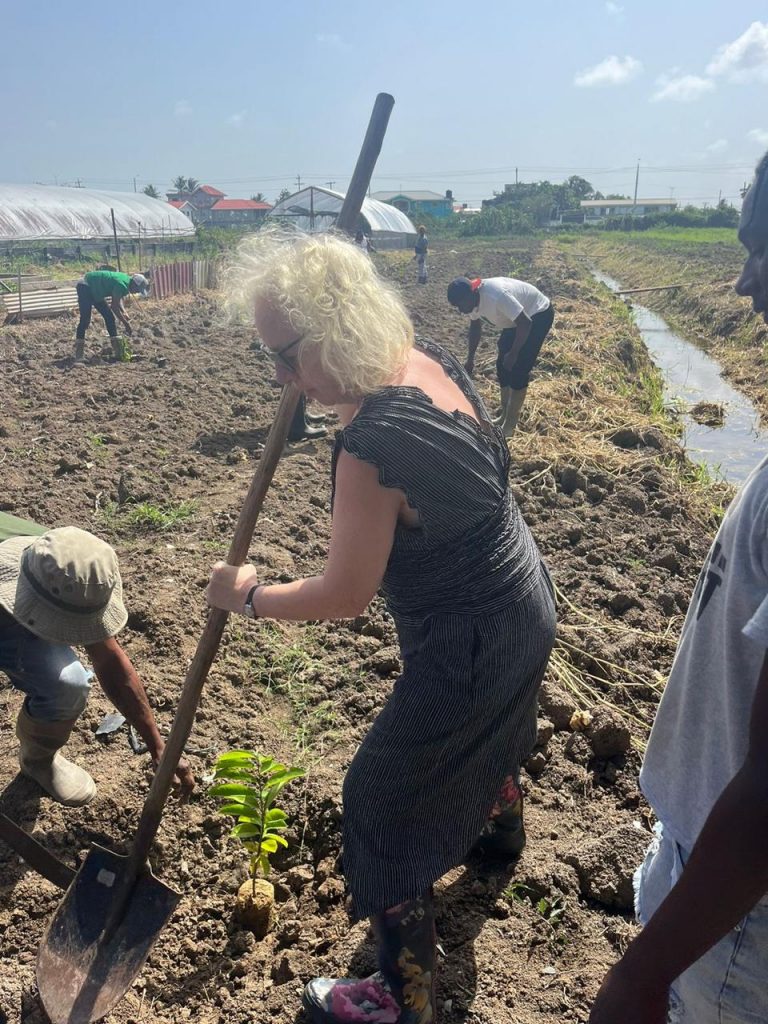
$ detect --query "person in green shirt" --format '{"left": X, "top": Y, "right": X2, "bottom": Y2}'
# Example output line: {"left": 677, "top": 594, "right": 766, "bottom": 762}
{"left": 74, "top": 270, "right": 149, "bottom": 362}
{"left": 0, "top": 512, "right": 194, "bottom": 805}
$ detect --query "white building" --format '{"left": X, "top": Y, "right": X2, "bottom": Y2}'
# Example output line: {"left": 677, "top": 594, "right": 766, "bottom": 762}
{"left": 580, "top": 198, "right": 678, "bottom": 221}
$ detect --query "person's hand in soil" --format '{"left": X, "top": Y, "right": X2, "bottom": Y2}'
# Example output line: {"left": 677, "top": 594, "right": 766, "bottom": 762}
{"left": 206, "top": 562, "right": 260, "bottom": 615}
{"left": 152, "top": 753, "right": 195, "bottom": 800}
{"left": 589, "top": 961, "right": 669, "bottom": 1024}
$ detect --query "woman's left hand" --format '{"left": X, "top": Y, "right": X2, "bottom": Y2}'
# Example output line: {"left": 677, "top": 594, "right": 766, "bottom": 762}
{"left": 206, "top": 561, "right": 260, "bottom": 614}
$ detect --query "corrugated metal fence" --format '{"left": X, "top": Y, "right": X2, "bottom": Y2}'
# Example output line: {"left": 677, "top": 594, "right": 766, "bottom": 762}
{"left": 1, "top": 259, "right": 220, "bottom": 324}
{"left": 150, "top": 259, "right": 219, "bottom": 299}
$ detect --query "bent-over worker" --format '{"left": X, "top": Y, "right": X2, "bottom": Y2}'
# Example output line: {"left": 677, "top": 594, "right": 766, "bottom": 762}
{"left": 0, "top": 513, "right": 194, "bottom": 806}
{"left": 74, "top": 270, "right": 149, "bottom": 363}
{"left": 448, "top": 274, "right": 554, "bottom": 437}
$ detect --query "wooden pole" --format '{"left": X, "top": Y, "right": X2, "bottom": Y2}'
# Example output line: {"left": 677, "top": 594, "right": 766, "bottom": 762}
{"left": 137, "top": 222, "right": 142, "bottom": 273}
{"left": 17, "top": 269, "right": 22, "bottom": 323}
{"left": 110, "top": 208, "right": 122, "bottom": 272}
{"left": 616, "top": 283, "right": 686, "bottom": 295}
{"left": 336, "top": 93, "right": 394, "bottom": 235}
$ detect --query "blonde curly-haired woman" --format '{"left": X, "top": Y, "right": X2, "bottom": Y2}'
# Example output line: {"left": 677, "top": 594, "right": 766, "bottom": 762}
{"left": 207, "top": 230, "right": 556, "bottom": 1024}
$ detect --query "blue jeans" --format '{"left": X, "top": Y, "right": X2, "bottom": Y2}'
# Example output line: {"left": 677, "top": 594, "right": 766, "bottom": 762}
{"left": 636, "top": 823, "right": 768, "bottom": 1023}
{"left": 0, "top": 620, "right": 92, "bottom": 721}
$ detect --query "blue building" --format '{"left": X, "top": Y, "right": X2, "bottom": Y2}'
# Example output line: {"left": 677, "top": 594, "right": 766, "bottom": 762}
{"left": 371, "top": 189, "right": 454, "bottom": 219}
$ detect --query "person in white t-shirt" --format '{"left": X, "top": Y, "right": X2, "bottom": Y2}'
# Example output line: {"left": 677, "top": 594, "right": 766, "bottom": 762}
{"left": 590, "top": 149, "right": 768, "bottom": 1024}
{"left": 447, "top": 275, "right": 554, "bottom": 437}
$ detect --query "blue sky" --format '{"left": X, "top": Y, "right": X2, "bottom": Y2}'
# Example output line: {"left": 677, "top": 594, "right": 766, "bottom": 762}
{"left": 3, "top": 1, "right": 767, "bottom": 207}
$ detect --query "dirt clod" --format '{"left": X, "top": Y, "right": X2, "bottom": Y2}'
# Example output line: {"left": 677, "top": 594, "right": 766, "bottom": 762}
{"left": 564, "top": 824, "right": 651, "bottom": 910}
{"left": 587, "top": 707, "right": 633, "bottom": 758}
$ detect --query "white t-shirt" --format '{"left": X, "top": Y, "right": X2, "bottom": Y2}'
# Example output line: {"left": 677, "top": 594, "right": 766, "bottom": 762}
{"left": 469, "top": 277, "right": 550, "bottom": 329}
{"left": 641, "top": 455, "right": 768, "bottom": 851}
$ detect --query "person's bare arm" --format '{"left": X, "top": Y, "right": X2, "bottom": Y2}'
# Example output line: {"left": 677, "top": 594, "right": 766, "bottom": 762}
{"left": 86, "top": 637, "right": 194, "bottom": 794}
{"left": 207, "top": 449, "right": 401, "bottom": 621}
{"left": 590, "top": 650, "right": 768, "bottom": 1024}
{"left": 110, "top": 294, "right": 132, "bottom": 334}
{"left": 465, "top": 319, "right": 482, "bottom": 374}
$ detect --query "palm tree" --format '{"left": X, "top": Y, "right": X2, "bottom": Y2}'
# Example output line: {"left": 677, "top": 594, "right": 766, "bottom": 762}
{"left": 172, "top": 175, "right": 189, "bottom": 192}
{"left": 186, "top": 177, "right": 200, "bottom": 192}
{"left": 251, "top": 192, "right": 265, "bottom": 202}
{"left": 143, "top": 184, "right": 160, "bottom": 198}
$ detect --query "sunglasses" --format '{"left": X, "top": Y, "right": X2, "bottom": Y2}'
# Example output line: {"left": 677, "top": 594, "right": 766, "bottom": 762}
{"left": 257, "top": 334, "right": 304, "bottom": 372}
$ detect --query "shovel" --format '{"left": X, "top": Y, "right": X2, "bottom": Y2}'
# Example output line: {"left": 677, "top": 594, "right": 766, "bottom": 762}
{"left": 36, "top": 384, "right": 301, "bottom": 1024}
{"left": 36, "top": 92, "right": 395, "bottom": 1023}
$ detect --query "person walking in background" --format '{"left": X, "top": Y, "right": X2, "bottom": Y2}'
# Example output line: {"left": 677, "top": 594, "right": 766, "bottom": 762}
{"left": 414, "top": 225, "right": 428, "bottom": 284}
{"left": 74, "top": 269, "right": 149, "bottom": 362}
{"left": 207, "top": 229, "right": 556, "bottom": 1024}
{"left": 353, "top": 229, "right": 376, "bottom": 254}
{"left": 448, "top": 274, "right": 554, "bottom": 438}
{"left": 589, "top": 151, "right": 768, "bottom": 1024}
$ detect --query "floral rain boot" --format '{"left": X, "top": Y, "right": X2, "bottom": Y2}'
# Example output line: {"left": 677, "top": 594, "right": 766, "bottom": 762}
{"left": 303, "top": 895, "right": 437, "bottom": 1023}
{"left": 471, "top": 773, "right": 526, "bottom": 860}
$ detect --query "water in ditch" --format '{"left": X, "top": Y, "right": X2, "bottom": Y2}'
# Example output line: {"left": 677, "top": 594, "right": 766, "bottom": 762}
{"left": 593, "top": 269, "right": 767, "bottom": 485}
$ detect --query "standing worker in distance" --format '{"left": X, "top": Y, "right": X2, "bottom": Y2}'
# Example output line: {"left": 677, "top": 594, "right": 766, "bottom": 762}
{"left": 590, "top": 150, "right": 768, "bottom": 1024}
{"left": 0, "top": 513, "right": 194, "bottom": 806}
{"left": 414, "top": 225, "right": 428, "bottom": 285}
{"left": 448, "top": 274, "right": 554, "bottom": 437}
{"left": 74, "top": 269, "right": 149, "bottom": 362}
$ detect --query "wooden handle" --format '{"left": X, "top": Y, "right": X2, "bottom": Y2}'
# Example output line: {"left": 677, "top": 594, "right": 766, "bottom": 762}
{"left": 126, "top": 384, "right": 300, "bottom": 873}
{"left": 336, "top": 93, "right": 394, "bottom": 235}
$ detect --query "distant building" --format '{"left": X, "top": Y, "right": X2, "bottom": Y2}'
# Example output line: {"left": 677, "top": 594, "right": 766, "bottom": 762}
{"left": 208, "top": 198, "right": 272, "bottom": 226}
{"left": 166, "top": 185, "right": 271, "bottom": 226}
{"left": 371, "top": 189, "right": 454, "bottom": 219}
{"left": 580, "top": 198, "right": 678, "bottom": 221}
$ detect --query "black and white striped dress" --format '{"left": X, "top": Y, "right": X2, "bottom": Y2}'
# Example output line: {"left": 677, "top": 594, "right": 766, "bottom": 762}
{"left": 333, "top": 339, "right": 557, "bottom": 920}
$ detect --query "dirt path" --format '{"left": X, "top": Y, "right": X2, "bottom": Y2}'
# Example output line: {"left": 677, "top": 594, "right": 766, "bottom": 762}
{"left": 0, "top": 240, "right": 725, "bottom": 1024}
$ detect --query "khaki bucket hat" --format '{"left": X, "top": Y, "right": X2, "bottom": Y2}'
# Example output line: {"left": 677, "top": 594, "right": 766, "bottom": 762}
{"left": 0, "top": 527, "right": 127, "bottom": 645}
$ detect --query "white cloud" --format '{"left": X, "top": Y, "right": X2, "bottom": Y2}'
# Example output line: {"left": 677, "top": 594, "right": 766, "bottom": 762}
{"left": 226, "top": 111, "right": 246, "bottom": 128}
{"left": 316, "top": 32, "right": 347, "bottom": 50}
{"left": 605, "top": 2, "right": 623, "bottom": 16}
{"left": 707, "top": 21, "right": 768, "bottom": 81}
{"left": 174, "top": 99, "right": 192, "bottom": 117}
{"left": 748, "top": 128, "right": 768, "bottom": 147}
{"left": 705, "top": 138, "right": 728, "bottom": 153}
{"left": 652, "top": 74, "right": 715, "bottom": 102}
{"left": 574, "top": 55, "right": 642, "bottom": 87}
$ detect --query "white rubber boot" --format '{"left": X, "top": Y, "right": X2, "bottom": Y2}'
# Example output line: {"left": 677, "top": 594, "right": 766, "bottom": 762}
{"left": 493, "top": 386, "right": 511, "bottom": 425}
{"left": 501, "top": 387, "right": 528, "bottom": 438}
{"left": 16, "top": 706, "right": 96, "bottom": 806}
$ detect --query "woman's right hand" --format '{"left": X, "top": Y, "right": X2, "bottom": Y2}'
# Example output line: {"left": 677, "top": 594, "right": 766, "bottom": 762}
{"left": 206, "top": 562, "right": 260, "bottom": 615}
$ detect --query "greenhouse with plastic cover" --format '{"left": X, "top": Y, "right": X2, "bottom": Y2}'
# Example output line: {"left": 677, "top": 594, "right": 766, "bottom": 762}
{"left": 0, "top": 184, "right": 194, "bottom": 243}
{"left": 268, "top": 186, "right": 417, "bottom": 248}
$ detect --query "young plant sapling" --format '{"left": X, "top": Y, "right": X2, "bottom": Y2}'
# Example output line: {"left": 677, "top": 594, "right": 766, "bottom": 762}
{"left": 209, "top": 751, "right": 305, "bottom": 936}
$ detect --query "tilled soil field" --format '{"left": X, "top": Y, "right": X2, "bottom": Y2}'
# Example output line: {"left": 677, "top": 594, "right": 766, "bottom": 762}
{"left": 0, "top": 240, "right": 728, "bottom": 1024}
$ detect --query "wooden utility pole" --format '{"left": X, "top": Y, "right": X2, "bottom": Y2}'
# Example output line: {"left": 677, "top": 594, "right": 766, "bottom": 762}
{"left": 631, "top": 158, "right": 640, "bottom": 222}
{"left": 110, "top": 208, "right": 122, "bottom": 271}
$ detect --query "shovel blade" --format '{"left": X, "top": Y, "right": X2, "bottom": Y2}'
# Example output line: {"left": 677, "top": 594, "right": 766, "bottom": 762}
{"left": 37, "top": 845, "right": 180, "bottom": 1024}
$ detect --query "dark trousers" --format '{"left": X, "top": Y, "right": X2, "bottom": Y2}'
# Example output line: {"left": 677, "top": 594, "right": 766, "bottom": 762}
{"left": 76, "top": 283, "right": 117, "bottom": 340}
{"left": 496, "top": 303, "right": 555, "bottom": 389}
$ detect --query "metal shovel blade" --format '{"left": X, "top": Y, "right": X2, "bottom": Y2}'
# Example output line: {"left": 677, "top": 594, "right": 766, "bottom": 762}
{"left": 37, "top": 845, "right": 180, "bottom": 1024}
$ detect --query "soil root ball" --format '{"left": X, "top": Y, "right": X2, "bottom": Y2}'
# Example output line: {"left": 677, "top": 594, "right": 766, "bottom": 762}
{"left": 235, "top": 878, "right": 275, "bottom": 938}
{"left": 564, "top": 824, "right": 650, "bottom": 910}
{"left": 587, "top": 707, "right": 632, "bottom": 758}
{"left": 538, "top": 682, "right": 578, "bottom": 731}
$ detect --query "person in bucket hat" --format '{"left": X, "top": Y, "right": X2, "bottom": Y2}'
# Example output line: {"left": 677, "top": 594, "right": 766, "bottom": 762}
{"left": 0, "top": 514, "right": 194, "bottom": 805}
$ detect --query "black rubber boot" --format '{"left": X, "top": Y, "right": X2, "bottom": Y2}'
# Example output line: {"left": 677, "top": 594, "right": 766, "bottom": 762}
{"left": 471, "top": 799, "right": 526, "bottom": 860}
{"left": 287, "top": 395, "right": 327, "bottom": 442}
{"left": 470, "top": 775, "right": 526, "bottom": 861}
{"left": 303, "top": 894, "right": 437, "bottom": 1023}
{"left": 73, "top": 341, "right": 85, "bottom": 363}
